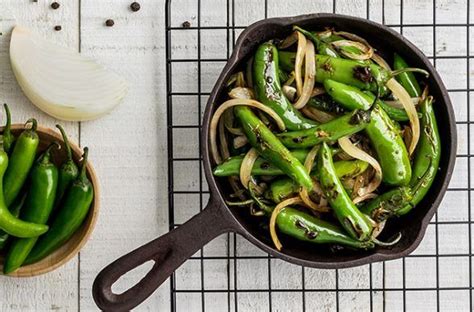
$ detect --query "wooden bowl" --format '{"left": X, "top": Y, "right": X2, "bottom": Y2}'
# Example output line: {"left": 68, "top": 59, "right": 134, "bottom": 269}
{"left": 0, "top": 124, "right": 99, "bottom": 277}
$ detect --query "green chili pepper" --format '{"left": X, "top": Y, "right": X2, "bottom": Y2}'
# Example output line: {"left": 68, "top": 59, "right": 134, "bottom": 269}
{"left": 268, "top": 160, "right": 369, "bottom": 203}
{"left": 399, "top": 96, "right": 440, "bottom": 215}
{"left": 0, "top": 194, "right": 26, "bottom": 251}
{"left": 393, "top": 53, "right": 422, "bottom": 97}
{"left": 253, "top": 43, "right": 317, "bottom": 130}
{"left": 278, "top": 52, "right": 427, "bottom": 93}
{"left": 307, "top": 95, "right": 345, "bottom": 115}
{"left": 276, "top": 207, "right": 374, "bottom": 249}
{"left": 324, "top": 79, "right": 418, "bottom": 121}
{"left": 317, "top": 142, "right": 373, "bottom": 240}
{"left": 4, "top": 119, "right": 40, "bottom": 207}
{"left": 25, "top": 147, "right": 94, "bottom": 265}
{"left": 54, "top": 125, "right": 79, "bottom": 211}
{"left": 234, "top": 106, "right": 313, "bottom": 190}
{"left": 324, "top": 80, "right": 412, "bottom": 186}
{"left": 2, "top": 104, "right": 15, "bottom": 154}
{"left": 0, "top": 148, "right": 48, "bottom": 238}
{"left": 277, "top": 110, "right": 370, "bottom": 148}
{"left": 361, "top": 97, "right": 440, "bottom": 220}
{"left": 3, "top": 143, "right": 59, "bottom": 274}
{"left": 360, "top": 187, "right": 413, "bottom": 222}
{"left": 214, "top": 148, "right": 341, "bottom": 177}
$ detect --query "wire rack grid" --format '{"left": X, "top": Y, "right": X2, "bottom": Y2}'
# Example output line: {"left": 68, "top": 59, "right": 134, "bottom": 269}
{"left": 165, "top": 0, "right": 472, "bottom": 311}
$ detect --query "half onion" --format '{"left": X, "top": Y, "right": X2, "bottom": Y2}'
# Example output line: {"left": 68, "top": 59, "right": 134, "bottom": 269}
{"left": 10, "top": 26, "right": 128, "bottom": 121}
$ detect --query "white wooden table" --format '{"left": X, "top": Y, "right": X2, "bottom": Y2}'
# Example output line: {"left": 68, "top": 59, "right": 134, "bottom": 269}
{"left": 0, "top": 0, "right": 471, "bottom": 311}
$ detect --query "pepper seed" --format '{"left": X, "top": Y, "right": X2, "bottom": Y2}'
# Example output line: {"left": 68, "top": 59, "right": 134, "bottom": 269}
{"left": 130, "top": 2, "right": 140, "bottom": 12}
{"left": 54, "top": 25, "right": 62, "bottom": 31}
{"left": 51, "top": 2, "right": 60, "bottom": 9}
{"left": 105, "top": 19, "right": 115, "bottom": 27}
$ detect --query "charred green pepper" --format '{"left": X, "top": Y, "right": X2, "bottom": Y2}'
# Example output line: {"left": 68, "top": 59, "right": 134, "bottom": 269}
{"left": 277, "top": 110, "right": 370, "bottom": 148}
{"left": 394, "top": 53, "right": 422, "bottom": 97}
{"left": 317, "top": 142, "right": 373, "bottom": 240}
{"left": 253, "top": 43, "right": 317, "bottom": 130}
{"left": 234, "top": 106, "right": 313, "bottom": 190}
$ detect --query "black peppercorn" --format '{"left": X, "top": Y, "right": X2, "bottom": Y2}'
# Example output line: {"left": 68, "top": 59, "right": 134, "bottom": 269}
{"left": 130, "top": 2, "right": 140, "bottom": 12}
{"left": 105, "top": 19, "right": 115, "bottom": 27}
{"left": 51, "top": 2, "right": 60, "bottom": 9}
{"left": 182, "top": 21, "right": 191, "bottom": 28}
{"left": 54, "top": 25, "right": 62, "bottom": 31}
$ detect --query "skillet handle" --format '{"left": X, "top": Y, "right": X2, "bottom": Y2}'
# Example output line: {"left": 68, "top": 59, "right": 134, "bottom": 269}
{"left": 92, "top": 197, "right": 233, "bottom": 311}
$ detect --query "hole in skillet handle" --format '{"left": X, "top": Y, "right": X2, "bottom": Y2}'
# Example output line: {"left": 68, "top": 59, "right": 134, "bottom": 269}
{"left": 92, "top": 197, "right": 236, "bottom": 311}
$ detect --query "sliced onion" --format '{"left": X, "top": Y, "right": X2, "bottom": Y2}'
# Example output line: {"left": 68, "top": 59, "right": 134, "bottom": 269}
{"left": 218, "top": 119, "right": 230, "bottom": 160}
{"left": 295, "top": 31, "right": 307, "bottom": 96}
{"left": 302, "top": 106, "right": 335, "bottom": 123}
{"left": 299, "top": 145, "right": 330, "bottom": 212}
{"left": 10, "top": 26, "right": 128, "bottom": 121}
{"left": 279, "top": 31, "right": 298, "bottom": 49}
{"left": 386, "top": 79, "right": 420, "bottom": 155}
{"left": 229, "top": 87, "right": 254, "bottom": 100}
{"left": 402, "top": 125, "right": 413, "bottom": 150}
{"left": 384, "top": 97, "right": 420, "bottom": 109}
{"left": 316, "top": 29, "right": 333, "bottom": 40}
{"left": 371, "top": 53, "right": 391, "bottom": 70}
{"left": 371, "top": 220, "right": 386, "bottom": 239}
{"left": 311, "top": 86, "right": 326, "bottom": 97}
{"left": 283, "top": 71, "right": 296, "bottom": 86}
{"left": 334, "top": 31, "right": 373, "bottom": 48}
{"left": 353, "top": 192, "right": 378, "bottom": 205}
{"left": 210, "top": 98, "right": 285, "bottom": 164}
{"left": 331, "top": 40, "right": 374, "bottom": 60}
{"left": 294, "top": 41, "right": 316, "bottom": 109}
{"left": 233, "top": 135, "right": 248, "bottom": 149}
{"left": 338, "top": 137, "right": 382, "bottom": 196}
{"left": 240, "top": 148, "right": 259, "bottom": 189}
{"left": 270, "top": 197, "right": 304, "bottom": 251}
{"left": 282, "top": 85, "right": 297, "bottom": 102}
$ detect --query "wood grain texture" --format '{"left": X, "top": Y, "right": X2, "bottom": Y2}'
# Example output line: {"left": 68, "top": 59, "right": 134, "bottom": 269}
{"left": 0, "top": 0, "right": 471, "bottom": 311}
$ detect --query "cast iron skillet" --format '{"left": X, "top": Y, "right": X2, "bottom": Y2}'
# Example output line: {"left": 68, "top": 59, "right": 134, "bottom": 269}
{"left": 93, "top": 13, "right": 456, "bottom": 311}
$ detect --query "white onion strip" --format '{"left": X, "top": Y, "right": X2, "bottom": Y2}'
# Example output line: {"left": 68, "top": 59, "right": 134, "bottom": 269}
{"left": 218, "top": 119, "right": 230, "bottom": 160}
{"left": 279, "top": 31, "right": 298, "bottom": 49}
{"left": 371, "top": 53, "right": 391, "bottom": 70}
{"left": 210, "top": 99, "right": 286, "bottom": 164}
{"left": 331, "top": 40, "right": 373, "bottom": 60}
{"left": 240, "top": 148, "right": 259, "bottom": 189}
{"left": 384, "top": 97, "right": 420, "bottom": 109}
{"left": 302, "top": 106, "right": 335, "bottom": 123}
{"left": 299, "top": 145, "right": 330, "bottom": 213}
{"left": 338, "top": 137, "right": 382, "bottom": 196}
{"left": 295, "top": 31, "right": 307, "bottom": 96}
{"left": 311, "top": 86, "right": 326, "bottom": 97}
{"left": 270, "top": 197, "right": 305, "bottom": 251}
{"left": 353, "top": 192, "right": 378, "bottom": 205}
{"left": 293, "top": 41, "right": 316, "bottom": 109}
{"left": 386, "top": 79, "right": 420, "bottom": 155}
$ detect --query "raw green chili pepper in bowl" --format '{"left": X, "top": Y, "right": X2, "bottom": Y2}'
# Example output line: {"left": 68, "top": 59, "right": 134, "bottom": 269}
{"left": 0, "top": 123, "right": 99, "bottom": 277}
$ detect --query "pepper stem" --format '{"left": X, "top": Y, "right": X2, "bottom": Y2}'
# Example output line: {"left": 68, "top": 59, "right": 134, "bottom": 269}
{"left": 390, "top": 67, "right": 429, "bottom": 79}
{"left": 39, "top": 141, "right": 60, "bottom": 164}
{"left": 56, "top": 124, "right": 73, "bottom": 161}
{"left": 25, "top": 118, "right": 38, "bottom": 131}
{"left": 80, "top": 147, "right": 89, "bottom": 177}
{"left": 3, "top": 104, "right": 11, "bottom": 132}
{"left": 293, "top": 25, "right": 321, "bottom": 47}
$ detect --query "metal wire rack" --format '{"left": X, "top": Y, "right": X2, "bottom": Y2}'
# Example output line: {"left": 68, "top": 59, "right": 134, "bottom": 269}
{"left": 165, "top": 0, "right": 471, "bottom": 310}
